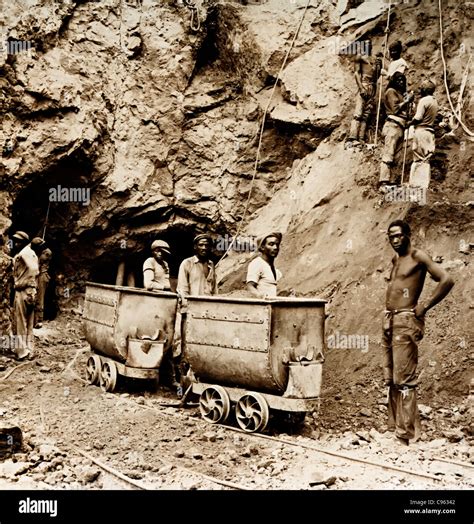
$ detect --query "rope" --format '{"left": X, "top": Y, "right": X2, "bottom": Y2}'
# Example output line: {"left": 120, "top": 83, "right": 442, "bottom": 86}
{"left": 216, "top": 0, "right": 312, "bottom": 269}
{"left": 42, "top": 201, "right": 50, "bottom": 240}
{"left": 373, "top": 2, "right": 391, "bottom": 146}
{"left": 184, "top": 0, "right": 201, "bottom": 31}
{"left": 438, "top": 0, "right": 473, "bottom": 137}
{"left": 400, "top": 100, "right": 414, "bottom": 185}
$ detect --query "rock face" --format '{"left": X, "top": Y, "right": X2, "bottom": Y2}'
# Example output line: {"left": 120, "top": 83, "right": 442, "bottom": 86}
{"left": 1, "top": 0, "right": 344, "bottom": 297}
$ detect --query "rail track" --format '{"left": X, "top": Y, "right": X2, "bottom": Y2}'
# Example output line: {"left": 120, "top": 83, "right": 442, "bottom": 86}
{"left": 113, "top": 395, "right": 472, "bottom": 488}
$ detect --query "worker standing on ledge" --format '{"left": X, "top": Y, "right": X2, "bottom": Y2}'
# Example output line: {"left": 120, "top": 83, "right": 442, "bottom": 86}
{"left": 246, "top": 232, "right": 282, "bottom": 298}
{"left": 408, "top": 79, "right": 439, "bottom": 189}
{"left": 346, "top": 39, "right": 382, "bottom": 146}
{"left": 382, "top": 220, "right": 454, "bottom": 445}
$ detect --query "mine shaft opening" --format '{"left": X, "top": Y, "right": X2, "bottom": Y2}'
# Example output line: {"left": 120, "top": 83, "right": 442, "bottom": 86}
{"left": 10, "top": 152, "right": 94, "bottom": 320}
{"left": 90, "top": 226, "right": 223, "bottom": 293}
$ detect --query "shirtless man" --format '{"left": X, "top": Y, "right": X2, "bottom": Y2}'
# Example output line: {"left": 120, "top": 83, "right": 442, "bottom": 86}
{"left": 383, "top": 220, "right": 454, "bottom": 444}
{"left": 347, "top": 40, "right": 382, "bottom": 145}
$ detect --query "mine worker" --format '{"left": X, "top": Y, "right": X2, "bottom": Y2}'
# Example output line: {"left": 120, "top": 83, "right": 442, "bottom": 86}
{"left": 346, "top": 39, "right": 382, "bottom": 145}
{"left": 174, "top": 233, "right": 217, "bottom": 393}
{"left": 381, "top": 40, "right": 408, "bottom": 79}
{"left": 383, "top": 220, "right": 454, "bottom": 445}
{"left": 177, "top": 233, "right": 217, "bottom": 296}
{"left": 143, "top": 240, "right": 171, "bottom": 291}
{"left": 34, "top": 246, "right": 52, "bottom": 329}
{"left": 12, "top": 236, "right": 45, "bottom": 360}
{"left": 246, "top": 232, "right": 282, "bottom": 298}
{"left": 379, "top": 72, "right": 414, "bottom": 190}
{"left": 9, "top": 231, "right": 30, "bottom": 308}
{"left": 407, "top": 80, "right": 439, "bottom": 189}
{"left": 10, "top": 231, "right": 29, "bottom": 257}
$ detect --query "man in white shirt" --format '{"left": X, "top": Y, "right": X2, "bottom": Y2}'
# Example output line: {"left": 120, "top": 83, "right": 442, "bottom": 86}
{"left": 246, "top": 232, "right": 282, "bottom": 298}
{"left": 12, "top": 235, "right": 44, "bottom": 360}
{"left": 143, "top": 240, "right": 171, "bottom": 291}
{"left": 408, "top": 80, "right": 439, "bottom": 188}
{"left": 174, "top": 234, "right": 217, "bottom": 394}
{"left": 381, "top": 40, "right": 408, "bottom": 79}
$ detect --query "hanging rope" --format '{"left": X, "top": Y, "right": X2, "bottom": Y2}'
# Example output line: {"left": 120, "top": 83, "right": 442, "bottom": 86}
{"left": 373, "top": 1, "right": 391, "bottom": 146}
{"left": 216, "top": 0, "right": 312, "bottom": 269}
{"left": 42, "top": 201, "right": 50, "bottom": 240}
{"left": 184, "top": 0, "right": 201, "bottom": 32}
{"left": 438, "top": 0, "right": 473, "bottom": 137}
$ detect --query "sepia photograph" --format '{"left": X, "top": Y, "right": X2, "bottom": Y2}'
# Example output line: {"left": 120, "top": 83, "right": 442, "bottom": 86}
{"left": 0, "top": 0, "right": 472, "bottom": 521}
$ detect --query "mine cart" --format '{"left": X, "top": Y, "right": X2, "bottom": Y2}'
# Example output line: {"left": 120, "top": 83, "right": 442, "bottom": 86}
{"left": 82, "top": 283, "right": 178, "bottom": 392}
{"left": 184, "top": 295, "right": 326, "bottom": 432}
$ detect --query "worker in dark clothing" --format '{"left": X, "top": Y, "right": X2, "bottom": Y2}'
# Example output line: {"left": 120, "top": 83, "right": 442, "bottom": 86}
{"left": 34, "top": 247, "right": 52, "bottom": 328}
{"left": 346, "top": 40, "right": 382, "bottom": 145}
{"left": 379, "top": 72, "right": 414, "bottom": 190}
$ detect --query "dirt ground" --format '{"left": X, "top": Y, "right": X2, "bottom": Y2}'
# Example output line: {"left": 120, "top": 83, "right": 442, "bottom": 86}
{"left": 0, "top": 313, "right": 472, "bottom": 491}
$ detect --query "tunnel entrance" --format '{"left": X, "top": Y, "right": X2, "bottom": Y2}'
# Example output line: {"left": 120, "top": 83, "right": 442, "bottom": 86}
{"left": 10, "top": 151, "right": 95, "bottom": 319}
{"left": 90, "top": 225, "right": 223, "bottom": 293}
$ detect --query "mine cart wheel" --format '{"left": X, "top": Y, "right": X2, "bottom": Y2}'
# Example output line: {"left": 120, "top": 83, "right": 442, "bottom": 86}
{"left": 100, "top": 361, "right": 118, "bottom": 393}
{"left": 199, "top": 385, "right": 231, "bottom": 424}
{"left": 235, "top": 392, "right": 270, "bottom": 433}
{"left": 85, "top": 355, "right": 101, "bottom": 385}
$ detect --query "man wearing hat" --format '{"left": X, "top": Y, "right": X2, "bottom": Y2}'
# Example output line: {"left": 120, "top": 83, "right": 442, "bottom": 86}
{"left": 174, "top": 234, "right": 217, "bottom": 394}
{"left": 246, "top": 232, "right": 282, "bottom": 298}
{"left": 10, "top": 231, "right": 30, "bottom": 257}
{"left": 12, "top": 235, "right": 45, "bottom": 360}
{"left": 143, "top": 240, "right": 171, "bottom": 291}
{"left": 177, "top": 233, "right": 217, "bottom": 296}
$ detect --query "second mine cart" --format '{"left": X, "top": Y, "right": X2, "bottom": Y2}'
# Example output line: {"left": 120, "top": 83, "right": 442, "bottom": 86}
{"left": 184, "top": 295, "right": 326, "bottom": 432}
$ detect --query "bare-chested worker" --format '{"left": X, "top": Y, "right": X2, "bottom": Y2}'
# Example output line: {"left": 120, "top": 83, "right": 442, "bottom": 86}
{"left": 383, "top": 220, "right": 454, "bottom": 445}
{"left": 246, "top": 232, "right": 282, "bottom": 298}
{"left": 347, "top": 39, "right": 382, "bottom": 145}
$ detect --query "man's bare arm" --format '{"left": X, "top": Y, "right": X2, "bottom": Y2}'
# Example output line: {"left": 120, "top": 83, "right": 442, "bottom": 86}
{"left": 414, "top": 250, "right": 454, "bottom": 317}
{"left": 246, "top": 281, "right": 261, "bottom": 298}
{"left": 353, "top": 56, "right": 363, "bottom": 92}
